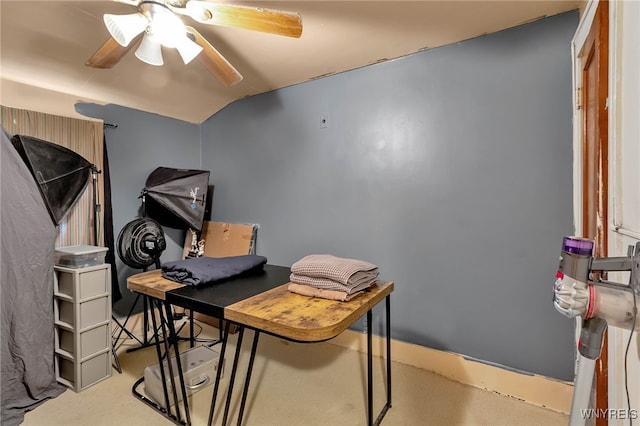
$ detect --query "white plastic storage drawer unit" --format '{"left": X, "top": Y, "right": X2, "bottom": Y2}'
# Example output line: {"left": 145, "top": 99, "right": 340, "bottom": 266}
{"left": 53, "top": 261, "right": 112, "bottom": 392}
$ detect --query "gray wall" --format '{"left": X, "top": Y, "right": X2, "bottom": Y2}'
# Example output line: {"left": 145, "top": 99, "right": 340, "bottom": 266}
{"left": 199, "top": 11, "right": 579, "bottom": 380}
{"left": 75, "top": 103, "right": 201, "bottom": 315}
{"left": 77, "top": 11, "right": 579, "bottom": 380}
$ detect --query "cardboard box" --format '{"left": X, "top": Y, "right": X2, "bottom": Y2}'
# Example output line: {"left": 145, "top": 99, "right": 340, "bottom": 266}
{"left": 183, "top": 221, "right": 256, "bottom": 259}
{"left": 181, "top": 221, "right": 257, "bottom": 332}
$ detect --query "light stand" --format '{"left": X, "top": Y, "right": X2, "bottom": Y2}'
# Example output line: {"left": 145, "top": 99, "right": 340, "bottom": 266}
{"left": 90, "top": 164, "right": 127, "bottom": 374}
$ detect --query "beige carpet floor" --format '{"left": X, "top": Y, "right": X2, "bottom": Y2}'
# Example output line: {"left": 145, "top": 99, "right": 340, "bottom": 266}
{"left": 23, "top": 318, "right": 568, "bottom": 426}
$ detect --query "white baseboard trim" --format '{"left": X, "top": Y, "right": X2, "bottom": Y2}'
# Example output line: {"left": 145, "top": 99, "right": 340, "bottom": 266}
{"left": 328, "top": 329, "right": 573, "bottom": 415}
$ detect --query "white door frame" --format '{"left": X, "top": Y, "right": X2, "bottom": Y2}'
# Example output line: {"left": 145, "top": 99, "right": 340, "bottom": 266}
{"left": 573, "top": 0, "right": 640, "bottom": 421}
{"left": 606, "top": 0, "right": 640, "bottom": 421}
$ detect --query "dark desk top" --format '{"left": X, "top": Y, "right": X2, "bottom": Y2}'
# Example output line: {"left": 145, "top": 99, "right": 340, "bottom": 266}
{"left": 164, "top": 264, "right": 292, "bottom": 318}
{"left": 127, "top": 264, "right": 394, "bottom": 342}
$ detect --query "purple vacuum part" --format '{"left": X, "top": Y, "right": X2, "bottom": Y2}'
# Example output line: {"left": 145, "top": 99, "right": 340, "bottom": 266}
{"left": 562, "top": 236, "right": 594, "bottom": 256}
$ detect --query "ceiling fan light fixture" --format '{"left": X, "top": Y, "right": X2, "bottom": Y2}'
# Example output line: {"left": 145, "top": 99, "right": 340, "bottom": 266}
{"left": 175, "top": 35, "right": 203, "bottom": 65}
{"left": 146, "top": 4, "right": 188, "bottom": 48}
{"left": 87, "top": 2, "right": 303, "bottom": 86}
{"left": 135, "top": 33, "right": 164, "bottom": 66}
{"left": 103, "top": 13, "right": 148, "bottom": 47}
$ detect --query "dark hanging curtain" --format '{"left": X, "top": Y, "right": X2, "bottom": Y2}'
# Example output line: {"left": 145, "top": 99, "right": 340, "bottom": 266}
{"left": 102, "top": 134, "right": 122, "bottom": 302}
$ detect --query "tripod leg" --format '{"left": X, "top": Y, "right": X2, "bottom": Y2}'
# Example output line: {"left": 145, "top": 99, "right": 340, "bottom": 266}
{"left": 113, "top": 313, "right": 143, "bottom": 344}
{"left": 113, "top": 294, "right": 144, "bottom": 344}
{"left": 127, "top": 295, "right": 166, "bottom": 353}
{"left": 112, "top": 344, "right": 122, "bottom": 374}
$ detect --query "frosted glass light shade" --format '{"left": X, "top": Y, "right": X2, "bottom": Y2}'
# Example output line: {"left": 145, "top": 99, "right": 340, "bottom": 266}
{"left": 175, "top": 36, "right": 203, "bottom": 64}
{"left": 104, "top": 13, "right": 148, "bottom": 47}
{"left": 135, "top": 34, "right": 163, "bottom": 66}
{"left": 148, "top": 7, "right": 187, "bottom": 48}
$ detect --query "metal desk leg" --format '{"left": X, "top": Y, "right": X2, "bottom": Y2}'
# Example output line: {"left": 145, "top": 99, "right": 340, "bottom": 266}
{"left": 222, "top": 326, "right": 246, "bottom": 426}
{"left": 237, "top": 330, "right": 260, "bottom": 426}
{"left": 208, "top": 321, "right": 232, "bottom": 426}
{"left": 131, "top": 298, "right": 188, "bottom": 426}
{"left": 150, "top": 299, "right": 173, "bottom": 414}
{"left": 189, "top": 310, "right": 195, "bottom": 348}
{"left": 367, "top": 309, "right": 373, "bottom": 426}
{"left": 162, "top": 300, "right": 192, "bottom": 426}
{"left": 366, "top": 294, "right": 392, "bottom": 426}
{"left": 385, "top": 295, "right": 392, "bottom": 410}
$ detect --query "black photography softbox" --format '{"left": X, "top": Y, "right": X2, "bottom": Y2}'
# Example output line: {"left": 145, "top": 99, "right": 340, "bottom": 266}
{"left": 142, "top": 167, "right": 210, "bottom": 231}
{"left": 11, "top": 134, "right": 92, "bottom": 225}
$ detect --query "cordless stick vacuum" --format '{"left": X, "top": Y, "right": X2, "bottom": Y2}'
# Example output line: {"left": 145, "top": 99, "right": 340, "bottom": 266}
{"left": 553, "top": 237, "right": 640, "bottom": 426}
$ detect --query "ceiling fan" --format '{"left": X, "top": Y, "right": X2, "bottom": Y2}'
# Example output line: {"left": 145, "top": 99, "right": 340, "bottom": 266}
{"left": 85, "top": 0, "right": 303, "bottom": 86}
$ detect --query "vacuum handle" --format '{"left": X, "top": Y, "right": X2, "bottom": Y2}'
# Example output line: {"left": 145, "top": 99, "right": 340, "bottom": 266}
{"left": 577, "top": 317, "right": 607, "bottom": 360}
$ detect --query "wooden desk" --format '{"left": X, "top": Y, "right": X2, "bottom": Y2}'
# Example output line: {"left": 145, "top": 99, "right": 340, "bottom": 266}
{"left": 126, "top": 269, "right": 183, "bottom": 300}
{"left": 127, "top": 265, "right": 393, "bottom": 426}
{"left": 223, "top": 281, "right": 394, "bottom": 426}
{"left": 225, "top": 281, "right": 393, "bottom": 342}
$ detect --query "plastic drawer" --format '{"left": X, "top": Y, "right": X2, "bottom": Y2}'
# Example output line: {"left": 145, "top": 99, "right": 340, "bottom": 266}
{"left": 57, "top": 350, "right": 111, "bottom": 392}
{"left": 56, "top": 323, "right": 110, "bottom": 359}
{"left": 56, "top": 268, "right": 109, "bottom": 300}
{"left": 56, "top": 296, "right": 109, "bottom": 329}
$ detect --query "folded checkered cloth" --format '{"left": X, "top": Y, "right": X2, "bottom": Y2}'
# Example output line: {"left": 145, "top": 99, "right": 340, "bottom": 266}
{"left": 290, "top": 254, "right": 378, "bottom": 293}
{"left": 289, "top": 272, "right": 376, "bottom": 294}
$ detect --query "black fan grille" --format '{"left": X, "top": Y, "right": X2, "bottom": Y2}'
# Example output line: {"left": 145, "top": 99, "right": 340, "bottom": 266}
{"left": 117, "top": 218, "right": 166, "bottom": 269}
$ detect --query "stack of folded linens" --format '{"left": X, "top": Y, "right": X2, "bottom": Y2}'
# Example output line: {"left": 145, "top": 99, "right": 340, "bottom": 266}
{"left": 288, "top": 254, "right": 379, "bottom": 301}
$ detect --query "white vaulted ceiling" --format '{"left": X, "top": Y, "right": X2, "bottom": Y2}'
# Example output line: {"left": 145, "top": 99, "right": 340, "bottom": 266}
{"left": 0, "top": 1, "right": 582, "bottom": 124}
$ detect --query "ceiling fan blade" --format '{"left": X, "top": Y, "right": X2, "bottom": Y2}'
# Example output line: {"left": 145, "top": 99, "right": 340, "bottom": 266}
{"left": 85, "top": 35, "right": 140, "bottom": 69}
{"left": 186, "top": 26, "right": 243, "bottom": 86}
{"left": 184, "top": 2, "right": 302, "bottom": 38}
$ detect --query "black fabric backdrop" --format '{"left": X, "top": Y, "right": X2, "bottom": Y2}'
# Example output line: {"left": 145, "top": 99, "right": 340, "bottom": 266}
{"left": 102, "top": 135, "right": 121, "bottom": 302}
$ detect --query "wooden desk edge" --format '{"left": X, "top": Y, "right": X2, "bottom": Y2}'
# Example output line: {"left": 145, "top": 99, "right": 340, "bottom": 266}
{"left": 126, "top": 269, "right": 185, "bottom": 301}
{"left": 225, "top": 281, "right": 394, "bottom": 342}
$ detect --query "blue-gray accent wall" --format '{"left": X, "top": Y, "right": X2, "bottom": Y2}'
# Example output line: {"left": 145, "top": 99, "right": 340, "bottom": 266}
{"left": 78, "top": 10, "right": 579, "bottom": 380}
{"left": 198, "top": 11, "right": 579, "bottom": 380}
{"left": 75, "top": 103, "right": 202, "bottom": 314}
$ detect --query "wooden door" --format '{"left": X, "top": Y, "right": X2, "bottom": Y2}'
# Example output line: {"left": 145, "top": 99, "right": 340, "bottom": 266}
{"left": 579, "top": 0, "right": 609, "bottom": 421}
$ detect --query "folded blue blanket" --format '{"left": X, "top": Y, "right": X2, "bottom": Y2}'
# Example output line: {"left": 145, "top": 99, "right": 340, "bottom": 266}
{"left": 161, "top": 255, "right": 268, "bottom": 287}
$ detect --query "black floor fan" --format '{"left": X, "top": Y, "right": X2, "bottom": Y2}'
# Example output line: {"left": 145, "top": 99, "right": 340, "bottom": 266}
{"left": 112, "top": 217, "right": 167, "bottom": 353}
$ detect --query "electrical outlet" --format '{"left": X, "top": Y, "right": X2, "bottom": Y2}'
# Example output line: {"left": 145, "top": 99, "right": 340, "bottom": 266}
{"left": 320, "top": 114, "right": 329, "bottom": 128}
